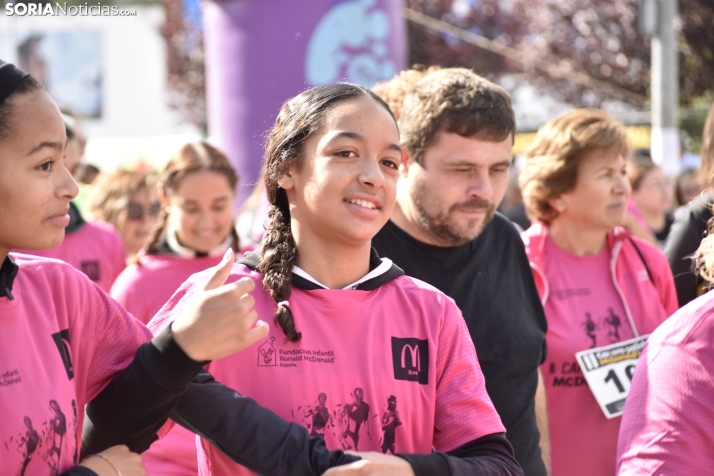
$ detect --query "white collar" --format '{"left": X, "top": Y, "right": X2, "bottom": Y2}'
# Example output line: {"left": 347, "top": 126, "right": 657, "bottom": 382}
{"left": 165, "top": 228, "right": 233, "bottom": 259}
{"left": 292, "top": 258, "right": 394, "bottom": 290}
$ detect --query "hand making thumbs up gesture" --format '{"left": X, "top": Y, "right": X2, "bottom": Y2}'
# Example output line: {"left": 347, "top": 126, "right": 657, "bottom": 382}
{"left": 171, "top": 249, "right": 269, "bottom": 362}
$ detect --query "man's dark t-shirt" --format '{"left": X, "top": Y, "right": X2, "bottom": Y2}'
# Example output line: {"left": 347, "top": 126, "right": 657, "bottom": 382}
{"left": 373, "top": 212, "right": 548, "bottom": 476}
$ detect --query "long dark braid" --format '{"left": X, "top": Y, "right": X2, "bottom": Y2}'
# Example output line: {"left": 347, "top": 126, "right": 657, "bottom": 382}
{"left": 258, "top": 83, "right": 396, "bottom": 342}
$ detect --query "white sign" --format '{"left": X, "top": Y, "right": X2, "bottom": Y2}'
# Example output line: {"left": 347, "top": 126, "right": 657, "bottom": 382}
{"left": 575, "top": 335, "right": 649, "bottom": 419}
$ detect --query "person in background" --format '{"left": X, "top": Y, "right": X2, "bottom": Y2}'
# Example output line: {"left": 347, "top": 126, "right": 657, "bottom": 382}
{"left": 75, "top": 163, "right": 101, "bottom": 185}
{"left": 674, "top": 168, "right": 701, "bottom": 206}
{"left": 15, "top": 114, "right": 126, "bottom": 292}
{"left": 519, "top": 109, "right": 677, "bottom": 476}
{"left": 84, "top": 170, "right": 160, "bottom": 262}
{"left": 235, "top": 173, "right": 269, "bottom": 250}
{"left": 60, "top": 111, "right": 94, "bottom": 211}
{"left": 626, "top": 150, "right": 674, "bottom": 247}
{"left": 498, "top": 160, "right": 531, "bottom": 231}
{"left": 111, "top": 142, "right": 242, "bottom": 476}
{"left": 372, "top": 67, "right": 548, "bottom": 475}
{"left": 616, "top": 177, "right": 714, "bottom": 474}
{"left": 664, "top": 102, "right": 714, "bottom": 307}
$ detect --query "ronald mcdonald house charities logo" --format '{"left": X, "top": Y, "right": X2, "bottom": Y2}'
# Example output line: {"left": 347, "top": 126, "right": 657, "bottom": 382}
{"left": 391, "top": 337, "right": 429, "bottom": 385}
{"left": 4, "top": 2, "right": 137, "bottom": 16}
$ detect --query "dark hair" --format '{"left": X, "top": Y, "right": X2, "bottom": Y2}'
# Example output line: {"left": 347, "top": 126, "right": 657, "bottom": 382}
{"left": 0, "top": 75, "right": 45, "bottom": 140}
{"left": 143, "top": 141, "right": 240, "bottom": 256}
{"left": 259, "top": 82, "right": 395, "bottom": 342}
{"left": 399, "top": 68, "right": 515, "bottom": 165}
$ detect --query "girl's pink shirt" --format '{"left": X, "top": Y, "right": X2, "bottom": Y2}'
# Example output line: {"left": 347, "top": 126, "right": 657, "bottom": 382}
{"left": 148, "top": 263, "right": 505, "bottom": 476}
{"left": 617, "top": 291, "right": 714, "bottom": 475}
{"left": 110, "top": 253, "right": 223, "bottom": 476}
{"left": 111, "top": 254, "right": 223, "bottom": 325}
{"left": 0, "top": 253, "right": 151, "bottom": 475}
{"left": 16, "top": 220, "right": 126, "bottom": 293}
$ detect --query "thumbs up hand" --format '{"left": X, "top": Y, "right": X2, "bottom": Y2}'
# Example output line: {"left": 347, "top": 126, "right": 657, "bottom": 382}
{"left": 171, "top": 249, "right": 269, "bottom": 362}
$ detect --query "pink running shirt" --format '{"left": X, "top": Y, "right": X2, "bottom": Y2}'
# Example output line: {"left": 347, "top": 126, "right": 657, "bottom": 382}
{"left": 16, "top": 220, "right": 126, "bottom": 292}
{"left": 541, "top": 236, "right": 661, "bottom": 476}
{"left": 617, "top": 291, "right": 714, "bottom": 475}
{"left": 111, "top": 254, "right": 222, "bottom": 325}
{"left": 0, "top": 254, "right": 151, "bottom": 475}
{"left": 111, "top": 253, "right": 223, "bottom": 476}
{"left": 149, "top": 263, "right": 505, "bottom": 476}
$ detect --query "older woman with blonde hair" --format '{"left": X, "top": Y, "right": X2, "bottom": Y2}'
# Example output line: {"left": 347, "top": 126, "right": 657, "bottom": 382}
{"left": 519, "top": 109, "right": 677, "bottom": 476}
{"left": 85, "top": 170, "right": 160, "bottom": 261}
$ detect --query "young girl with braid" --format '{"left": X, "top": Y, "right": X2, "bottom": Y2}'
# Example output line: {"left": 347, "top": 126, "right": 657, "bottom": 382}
{"left": 111, "top": 143, "right": 243, "bottom": 475}
{"left": 0, "top": 59, "right": 364, "bottom": 476}
{"left": 149, "top": 83, "right": 523, "bottom": 476}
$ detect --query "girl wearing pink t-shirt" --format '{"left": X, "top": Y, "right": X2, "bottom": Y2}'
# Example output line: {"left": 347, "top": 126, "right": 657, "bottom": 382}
{"left": 111, "top": 143, "right": 243, "bottom": 475}
{"left": 616, "top": 100, "right": 714, "bottom": 476}
{"left": 0, "top": 60, "right": 358, "bottom": 476}
{"left": 149, "top": 83, "right": 522, "bottom": 476}
{"left": 518, "top": 109, "right": 677, "bottom": 476}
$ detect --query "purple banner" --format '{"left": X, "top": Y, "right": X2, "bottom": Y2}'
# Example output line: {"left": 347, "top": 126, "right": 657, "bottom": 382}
{"left": 203, "top": 0, "right": 406, "bottom": 207}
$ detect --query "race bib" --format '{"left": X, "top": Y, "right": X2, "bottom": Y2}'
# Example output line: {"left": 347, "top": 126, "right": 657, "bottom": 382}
{"left": 575, "top": 335, "right": 649, "bottom": 419}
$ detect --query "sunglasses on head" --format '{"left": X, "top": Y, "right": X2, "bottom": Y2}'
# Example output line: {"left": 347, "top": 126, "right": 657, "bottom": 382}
{"left": 126, "top": 201, "right": 161, "bottom": 221}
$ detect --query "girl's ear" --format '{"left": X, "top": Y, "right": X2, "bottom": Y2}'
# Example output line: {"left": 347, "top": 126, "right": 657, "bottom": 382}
{"left": 277, "top": 171, "right": 295, "bottom": 191}
{"left": 548, "top": 196, "right": 566, "bottom": 214}
{"left": 158, "top": 189, "right": 171, "bottom": 208}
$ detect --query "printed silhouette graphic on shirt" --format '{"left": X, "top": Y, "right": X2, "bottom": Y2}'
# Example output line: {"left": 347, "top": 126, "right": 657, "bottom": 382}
{"left": 5, "top": 399, "right": 76, "bottom": 476}
{"left": 391, "top": 337, "right": 429, "bottom": 384}
{"left": 340, "top": 388, "right": 371, "bottom": 450}
{"left": 310, "top": 393, "right": 330, "bottom": 436}
{"left": 379, "top": 395, "right": 401, "bottom": 454}
{"left": 46, "top": 400, "right": 67, "bottom": 474}
{"left": 604, "top": 307, "right": 622, "bottom": 343}
{"left": 582, "top": 312, "right": 599, "bottom": 348}
{"left": 257, "top": 337, "right": 276, "bottom": 366}
{"left": 578, "top": 308, "right": 625, "bottom": 348}
{"left": 293, "top": 389, "right": 403, "bottom": 452}
{"left": 70, "top": 400, "right": 78, "bottom": 464}
{"left": 16, "top": 416, "right": 40, "bottom": 476}
{"left": 294, "top": 393, "right": 334, "bottom": 437}
{"left": 51, "top": 330, "right": 74, "bottom": 380}
{"left": 80, "top": 260, "right": 101, "bottom": 282}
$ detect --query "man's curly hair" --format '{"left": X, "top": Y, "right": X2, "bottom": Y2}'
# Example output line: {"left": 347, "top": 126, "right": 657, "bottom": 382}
{"left": 397, "top": 67, "right": 515, "bottom": 165}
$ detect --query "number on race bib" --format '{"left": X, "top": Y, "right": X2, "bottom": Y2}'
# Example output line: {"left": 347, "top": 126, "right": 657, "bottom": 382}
{"left": 575, "top": 335, "right": 649, "bottom": 419}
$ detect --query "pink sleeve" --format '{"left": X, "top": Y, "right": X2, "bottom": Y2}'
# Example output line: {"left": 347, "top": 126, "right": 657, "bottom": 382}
{"left": 433, "top": 300, "right": 506, "bottom": 452}
{"left": 109, "top": 231, "right": 127, "bottom": 287}
{"left": 617, "top": 344, "right": 714, "bottom": 475}
{"left": 146, "top": 272, "right": 210, "bottom": 438}
{"left": 110, "top": 266, "right": 152, "bottom": 324}
{"left": 72, "top": 274, "right": 153, "bottom": 402}
{"left": 147, "top": 270, "right": 206, "bottom": 336}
